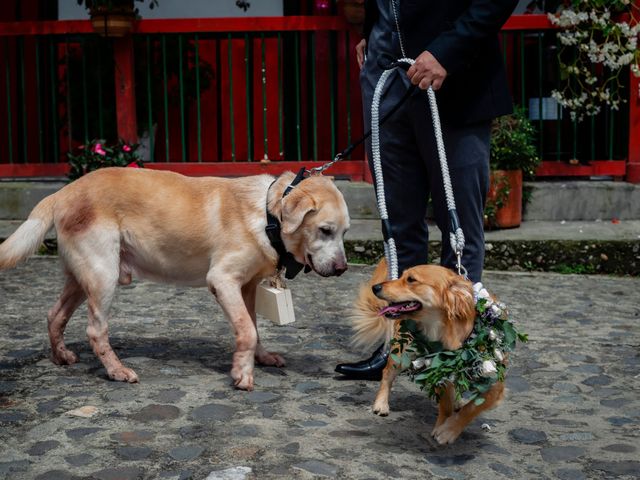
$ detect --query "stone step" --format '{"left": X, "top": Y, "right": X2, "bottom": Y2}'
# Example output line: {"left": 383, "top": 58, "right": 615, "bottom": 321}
{"left": 336, "top": 180, "right": 640, "bottom": 222}
{"left": 2, "top": 178, "right": 639, "bottom": 222}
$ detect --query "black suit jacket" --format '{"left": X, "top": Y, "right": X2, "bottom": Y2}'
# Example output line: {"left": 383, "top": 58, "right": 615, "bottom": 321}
{"left": 363, "top": 0, "right": 518, "bottom": 125}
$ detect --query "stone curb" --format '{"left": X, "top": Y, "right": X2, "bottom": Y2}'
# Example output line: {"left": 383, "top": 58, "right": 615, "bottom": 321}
{"left": 6, "top": 237, "right": 638, "bottom": 276}
{"left": 345, "top": 239, "right": 640, "bottom": 276}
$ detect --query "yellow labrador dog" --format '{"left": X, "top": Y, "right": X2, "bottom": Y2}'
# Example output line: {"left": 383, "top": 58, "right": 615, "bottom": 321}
{"left": 0, "top": 167, "right": 350, "bottom": 390}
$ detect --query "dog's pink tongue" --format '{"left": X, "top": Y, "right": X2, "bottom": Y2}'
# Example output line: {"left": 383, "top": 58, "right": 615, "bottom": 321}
{"left": 378, "top": 305, "right": 400, "bottom": 316}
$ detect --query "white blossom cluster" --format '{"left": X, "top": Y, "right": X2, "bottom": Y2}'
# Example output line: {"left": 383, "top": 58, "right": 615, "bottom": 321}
{"left": 471, "top": 282, "right": 507, "bottom": 378}
{"left": 548, "top": 3, "right": 640, "bottom": 121}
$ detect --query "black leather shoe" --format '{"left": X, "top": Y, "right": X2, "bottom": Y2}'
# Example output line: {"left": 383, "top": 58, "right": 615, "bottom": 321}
{"left": 335, "top": 344, "right": 388, "bottom": 380}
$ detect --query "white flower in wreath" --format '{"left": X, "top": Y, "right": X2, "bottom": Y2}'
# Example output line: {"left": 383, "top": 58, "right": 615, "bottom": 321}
{"left": 473, "top": 282, "right": 491, "bottom": 302}
{"left": 488, "top": 329, "right": 498, "bottom": 341}
{"left": 490, "top": 304, "right": 503, "bottom": 318}
{"left": 494, "top": 349, "right": 505, "bottom": 363}
{"left": 412, "top": 357, "right": 431, "bottom": 370}
{"left": 480, "top": 360, "right": 498, "bottom": 378}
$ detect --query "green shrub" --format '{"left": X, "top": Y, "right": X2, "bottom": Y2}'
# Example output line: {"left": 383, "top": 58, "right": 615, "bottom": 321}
{"left": 490, "top": 108, "right": 540, "bottom": 178}
{"left": 67, "top": 139, "right": 143, "bottom": 181}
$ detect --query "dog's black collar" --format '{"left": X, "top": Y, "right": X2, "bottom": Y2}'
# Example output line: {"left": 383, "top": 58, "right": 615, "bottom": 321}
{"left": 265, "top": 168, "right": 310, "bottom": 280}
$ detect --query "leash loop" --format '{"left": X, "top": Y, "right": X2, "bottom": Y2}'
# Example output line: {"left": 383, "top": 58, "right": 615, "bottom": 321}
{"left": 307, "top": 152, "right": 343, "bottom": 176}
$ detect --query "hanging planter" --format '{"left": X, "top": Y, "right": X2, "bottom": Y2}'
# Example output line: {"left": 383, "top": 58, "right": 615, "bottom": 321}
{"left": 77, "top": 1, "right": 159, "bottom": 37}
{"left": 89, "top": 7, "right": 136, "bottom": 37}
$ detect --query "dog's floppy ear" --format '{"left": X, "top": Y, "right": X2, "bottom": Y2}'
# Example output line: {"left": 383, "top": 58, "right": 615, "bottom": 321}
{"left": 281, "top": 189, "right": 317, "bottom": 234}
{"left": 440, "top": 276, "right": 476, "bottom": 350}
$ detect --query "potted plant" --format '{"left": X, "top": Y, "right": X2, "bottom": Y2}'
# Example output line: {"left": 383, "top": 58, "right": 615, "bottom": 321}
{"left": 77, "top": 0, "right": 159, "bottom": 37}
{"left": 67, "top": 139, "right": 144, "bottom": 181}
{"left": 485, "top": 108, "right": 540, "bottom": 229}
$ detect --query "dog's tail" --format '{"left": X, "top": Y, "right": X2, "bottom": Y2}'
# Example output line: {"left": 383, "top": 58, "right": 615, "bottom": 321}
{"left": 350, "top": 260, "right": 393, "bottom": 349}
{"left": 0, "top": 194, "right": 56, "bottom": 270}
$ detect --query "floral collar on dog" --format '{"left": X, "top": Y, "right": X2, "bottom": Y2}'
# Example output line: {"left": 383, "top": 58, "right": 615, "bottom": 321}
{"left": 390, "top": 282, "right": 528, "bottom": 405}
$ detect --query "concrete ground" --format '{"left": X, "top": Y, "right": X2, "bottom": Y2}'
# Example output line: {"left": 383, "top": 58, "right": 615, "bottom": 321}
{"left": 1, "top": 258, "right": 639, "bottom": 480}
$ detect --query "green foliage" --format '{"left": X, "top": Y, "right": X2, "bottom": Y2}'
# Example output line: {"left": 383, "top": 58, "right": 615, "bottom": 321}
{"left": 390, "top": 296, "right": 528, "bottom": 404}
{"left": 490, "top": 108, "right": 540, "bottom": 177}
{"left": 551, "top": 263, "right": 597, "bottom": 274}
{"left": 67, "top": 139, "right": 144, "bottom": 181}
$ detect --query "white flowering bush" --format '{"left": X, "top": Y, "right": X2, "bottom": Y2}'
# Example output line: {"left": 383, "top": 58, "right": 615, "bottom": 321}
{"left": 548, "top": 0, "right": 640, "bottom": 121}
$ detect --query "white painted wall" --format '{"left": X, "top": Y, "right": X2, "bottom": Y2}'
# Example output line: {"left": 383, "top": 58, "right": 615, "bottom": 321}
{"left": 59, "top": 0, "right": 283, "bottom": 20}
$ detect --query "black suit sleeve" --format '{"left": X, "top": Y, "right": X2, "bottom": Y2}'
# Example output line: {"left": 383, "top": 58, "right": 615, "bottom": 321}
{"left": 363, "top": 0, "right": 378, "bottom": 42}
{"left": 426, "top": 0, "right": 518, "bottom": 75}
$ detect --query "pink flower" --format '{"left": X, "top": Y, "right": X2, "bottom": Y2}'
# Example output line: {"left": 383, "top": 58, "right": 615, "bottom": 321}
{"left": 123, "top": 145, "right": 132, "bottom": 152}
{"left": 92, "top": 143, "right": 107, "bottom": 156}
{"left": 126, "top": 162, "right": 140, "bottom": 168}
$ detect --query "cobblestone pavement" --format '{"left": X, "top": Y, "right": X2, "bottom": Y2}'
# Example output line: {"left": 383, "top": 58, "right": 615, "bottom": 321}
{"left": 1, "top": 258, "right": 639, "bottom": 480}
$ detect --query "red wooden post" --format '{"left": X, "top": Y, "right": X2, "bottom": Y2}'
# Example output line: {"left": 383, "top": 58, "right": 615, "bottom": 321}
{"left": 113, "top": 36, "right": 137, "bottom": 144}
{"left": 627, "top": 3, "right": 640, "bottom": 183}
{"left": 627, "top": 66, "right": 640, "bottom": 183}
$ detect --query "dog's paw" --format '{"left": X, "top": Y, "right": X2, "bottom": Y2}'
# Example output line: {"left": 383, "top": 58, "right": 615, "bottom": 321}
{"left": 431, "top": 418, "right": 462, "bottom": 445}
{"left": 372, "top": 400, "right": 390, "bottom": 416}
{"left": 231, "top": 351, "right": 255, "bottom": 390}
{"left": 51, "top": 348, "right": 78, "bottom": 366}
{"left": 232, "top": 372, "right": 254, "bottom": 391}
{"left": 108, "top": 366, "right": 139, "bottom": 383}
{"left": 255, "top": 350, "right": 286, "bottom": 367}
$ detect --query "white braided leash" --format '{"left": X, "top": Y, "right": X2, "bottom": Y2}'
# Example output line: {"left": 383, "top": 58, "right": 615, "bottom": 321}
{"left": 371, "top": 57, "right": 466, "bottom": 280}
{"left": 371, "top": 67, "right": 400, "bottom": 280}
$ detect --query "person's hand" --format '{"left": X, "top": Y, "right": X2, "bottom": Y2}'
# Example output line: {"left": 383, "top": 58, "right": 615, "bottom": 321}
{"left": 356, "top": 39, "right": 366, "bottom": 69}
{"left": 406, "top": 50, "right": 447, "bottom": 90}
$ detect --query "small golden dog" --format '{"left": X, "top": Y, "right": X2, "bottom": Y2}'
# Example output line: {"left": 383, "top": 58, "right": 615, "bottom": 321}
{"left": 351, "top": 260, "right": 505, "bottom": 444}
{"left": 0, "top": 168, "right": 350, "bottom": 390}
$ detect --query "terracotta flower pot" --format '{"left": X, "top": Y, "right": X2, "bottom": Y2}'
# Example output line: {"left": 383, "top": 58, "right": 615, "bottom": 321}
{"left": 486, "top": 169, "right": 522, "bottom": 229}
{"left": 90, "top": 8, "right": 135, "bottom": 37}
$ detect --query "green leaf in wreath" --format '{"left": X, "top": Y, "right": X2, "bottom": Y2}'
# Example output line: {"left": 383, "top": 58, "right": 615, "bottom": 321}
{"left": 502, "top": 322, "right": 517, "bottom": 349}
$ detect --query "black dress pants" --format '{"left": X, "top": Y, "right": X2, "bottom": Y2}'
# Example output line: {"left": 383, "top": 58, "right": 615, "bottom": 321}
{"left": 361, "top": 71, "right": 490, "bottom": 283}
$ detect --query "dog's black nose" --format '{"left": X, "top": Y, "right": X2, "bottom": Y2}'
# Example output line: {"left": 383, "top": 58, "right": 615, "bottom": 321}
{"left": 372, "top": 283, "right": 383, "bottom": 297}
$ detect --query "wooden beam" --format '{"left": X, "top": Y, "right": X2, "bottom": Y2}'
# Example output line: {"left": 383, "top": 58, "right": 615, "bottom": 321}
{"left": 536, "top": 160, "right": 627, "bottom": 178}
{"left": 0, "top": 16, "right": 352, "bottom": 36}
{"left": 113, "top": 36, "right": 138, "bottom": 144}
{"left": 0, "top": 161, "right": 366, "bottom": 179}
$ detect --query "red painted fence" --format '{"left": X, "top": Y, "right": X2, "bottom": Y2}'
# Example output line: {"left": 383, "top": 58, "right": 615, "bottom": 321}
{"left": 0, "top": 14, "right": 638, "bottom": 182}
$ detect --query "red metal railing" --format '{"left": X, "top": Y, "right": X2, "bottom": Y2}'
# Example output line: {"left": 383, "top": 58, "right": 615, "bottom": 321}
{"left": 0, "top": 14, "right": 638, "bottom": 182}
